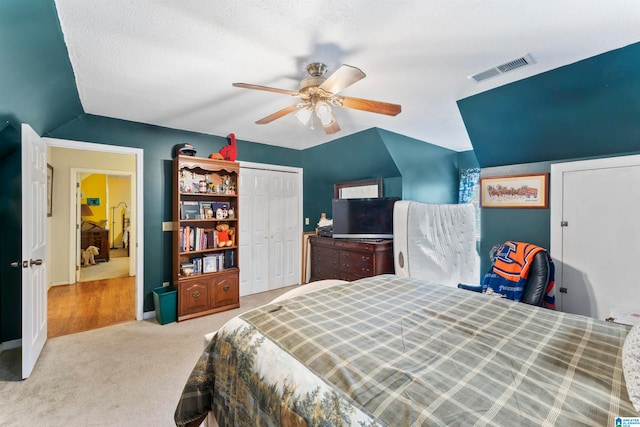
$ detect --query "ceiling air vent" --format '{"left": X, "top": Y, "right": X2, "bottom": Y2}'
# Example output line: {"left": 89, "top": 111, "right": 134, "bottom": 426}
{"left": 468, "top": 54, "right": 535, "bottom": 83}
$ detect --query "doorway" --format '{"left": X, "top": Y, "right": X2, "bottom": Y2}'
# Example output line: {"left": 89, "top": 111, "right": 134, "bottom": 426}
{"left": 45, "top": 138, "right": 144, "bottom": 323}
{"left": 77, "top": 172, "right": 133, "bottom": 283}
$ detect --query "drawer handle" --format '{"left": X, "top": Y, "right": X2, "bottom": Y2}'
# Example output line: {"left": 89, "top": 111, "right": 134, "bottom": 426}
{"left": 192, "top": 290, "right": 201, "bottom": 298}
{"left": 223, "top": 285, "right": 230, "bottom": 291}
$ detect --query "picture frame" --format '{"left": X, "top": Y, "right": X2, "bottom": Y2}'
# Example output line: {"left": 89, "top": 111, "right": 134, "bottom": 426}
{"left": 300, "top": 231, "right": 316, "bottom": 284}
{"left": 334, "top": 178, "right": 383, "bottom": 199}
{"left": 203, "top": 255, "right": 217, "bottom": 273}
{"left": 480, "top": 173, "right": 549, "bottom": 208}
{"left": 47, "top": 164, "right": 53, "bottom": 217}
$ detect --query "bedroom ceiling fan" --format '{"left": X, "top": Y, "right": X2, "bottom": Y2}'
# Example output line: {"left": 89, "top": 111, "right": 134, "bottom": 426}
{"left": 232, "top": 63, "right": 401, "bottom": 135}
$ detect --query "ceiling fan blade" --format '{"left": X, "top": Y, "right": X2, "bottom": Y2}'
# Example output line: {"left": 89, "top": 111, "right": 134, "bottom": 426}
{"left": 323, "top": 118, "right": 341, "bottom": 135}
{"left": 340, "top": 96, "right": 402, "bottom": 116}
{"left": 255, "top": 104, "right": 301, "bottom": 124}
{"left": 233, "top": 83, "right": 299, "bottom": 96}
{"left": 319, "top": 65, "right": 366, "bottom": 95}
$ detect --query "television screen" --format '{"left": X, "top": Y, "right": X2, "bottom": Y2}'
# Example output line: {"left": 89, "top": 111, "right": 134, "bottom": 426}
{"left": 332, "top": 197, "right": 400, "bottom": 239}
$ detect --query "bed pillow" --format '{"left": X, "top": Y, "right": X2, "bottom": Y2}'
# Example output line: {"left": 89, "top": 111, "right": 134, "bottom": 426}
{"left": 623, "top": 322, "right": 640, "bottom": 411}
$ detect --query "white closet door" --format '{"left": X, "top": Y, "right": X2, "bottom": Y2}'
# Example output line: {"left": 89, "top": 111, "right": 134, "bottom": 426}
{"left": 239, "top": 165, "right": 301, "bottom": 296}
{"left": 551, "top": 156, "right": 640, "bottom": 319}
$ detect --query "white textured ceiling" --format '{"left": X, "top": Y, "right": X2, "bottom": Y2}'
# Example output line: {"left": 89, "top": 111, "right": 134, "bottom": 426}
{"left": 54, "top": 0, "right": 640, "bottom": 151}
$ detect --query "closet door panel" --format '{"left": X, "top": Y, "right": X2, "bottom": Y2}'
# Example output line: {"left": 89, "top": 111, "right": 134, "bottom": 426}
{"left": 560, "top": 165, "right": 640, "bottom": 319}
{"left": 268, "top": 173, "right": 286, "bottom": 288}
{"left": 551, "top": 156, "right": 640, "bottom": 320}
{"left": 239, "top": 170, "right": 269, "bottom": 296}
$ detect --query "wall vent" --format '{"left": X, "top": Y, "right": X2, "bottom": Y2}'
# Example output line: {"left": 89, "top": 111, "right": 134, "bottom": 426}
{"left": 468, "top": 54, "right": 535, "bottom": 83}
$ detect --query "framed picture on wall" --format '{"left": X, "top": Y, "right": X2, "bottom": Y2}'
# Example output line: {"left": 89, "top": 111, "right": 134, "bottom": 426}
{"left": 334, "top": 178, "right": 383, "bottom": 199}
{"left": 47, "top": 164, "right": 53, "bottom": 217}
{"left": 480, "top": 173, "right": 549, "bottom": 208}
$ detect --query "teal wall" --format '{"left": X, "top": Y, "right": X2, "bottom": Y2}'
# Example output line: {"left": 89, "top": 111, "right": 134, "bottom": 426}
{"left": 381, "top": 129, "right": 460, "bottom": 204}
{"left": 457, "top": 150, "right": 480, "bottom": 170}
{"left": 0, "top": 0, "right": 82, "bottom": 135}
{"left": 458, "top": 42, "right": 640, "bottom": 276}
{"left": 300, "top": 128, "right": 460, "bottom": 232}
{"left": 478, "top": 162, "right": 551, "bottom": 276}
{"left": 458, "top": 42, "right": 640, "bottom": 168}
{"left": 301, "top": 128, "right": 401, "bottom": 231}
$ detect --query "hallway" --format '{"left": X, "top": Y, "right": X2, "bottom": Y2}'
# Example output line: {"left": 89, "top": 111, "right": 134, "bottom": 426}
{"left": 48, "top": 276, "right": 135, "bottom": 338}
{"left": 79, "top": 247, "right": 130, "bottom": 282}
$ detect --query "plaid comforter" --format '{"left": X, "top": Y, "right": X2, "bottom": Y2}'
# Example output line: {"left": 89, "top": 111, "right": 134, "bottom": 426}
{"left": 175, "top": 274, "right": 637, "bottom": 426}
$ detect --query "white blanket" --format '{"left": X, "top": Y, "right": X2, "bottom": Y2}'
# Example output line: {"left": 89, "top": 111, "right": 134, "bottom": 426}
{"left": 393, "top": 200, "right": 479, "bottom": 287}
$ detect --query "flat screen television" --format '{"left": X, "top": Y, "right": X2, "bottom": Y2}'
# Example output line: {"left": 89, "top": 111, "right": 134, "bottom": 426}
{"left": 332, "top": 197, "right": 400, "bottom": 239}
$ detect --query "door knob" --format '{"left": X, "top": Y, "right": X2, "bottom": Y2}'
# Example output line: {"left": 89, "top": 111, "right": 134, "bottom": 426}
{"left": 10, "top": 261, "right": 20, "bottom": 268}
{"left": 30, "top": 259, "right": 43, "bottom": 267}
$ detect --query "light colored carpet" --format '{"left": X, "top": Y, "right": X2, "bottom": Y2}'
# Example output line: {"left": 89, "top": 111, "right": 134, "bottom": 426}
{"left": 79, "top": 256, "right": 131, "bottom": 282}
{"left": 0, "top": 285, "right": 297, "bottom": 427}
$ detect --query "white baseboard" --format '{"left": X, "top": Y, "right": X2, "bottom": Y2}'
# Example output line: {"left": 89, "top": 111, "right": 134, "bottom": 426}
{"left": 48, "top": 281, "right": 71, "bottom": 291}
{"left": 143, "top": 311, "right": 156, "bottom": 320}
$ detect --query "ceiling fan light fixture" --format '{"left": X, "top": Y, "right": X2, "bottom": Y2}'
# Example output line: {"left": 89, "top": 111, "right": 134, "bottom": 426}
{"left": 233, "top": 62, "right": 401, "bottom": 134}
{"left": 315, "top": 101, "right": 334, "bottom": 126}
{"left": 295, "top": 107, "right": 312, "bottom": 125}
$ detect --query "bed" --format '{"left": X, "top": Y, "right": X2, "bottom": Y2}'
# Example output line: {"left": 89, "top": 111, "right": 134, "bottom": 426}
{"left": 175, "top": 274, "right": 638, "bottom": 426}
{"left": 174, "top": 201, "right": 639, "bottom": 426}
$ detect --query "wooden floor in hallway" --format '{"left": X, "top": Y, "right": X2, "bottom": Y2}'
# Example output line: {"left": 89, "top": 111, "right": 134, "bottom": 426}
{"left": 48, "top": 276, "right": 136, "bottom": 338}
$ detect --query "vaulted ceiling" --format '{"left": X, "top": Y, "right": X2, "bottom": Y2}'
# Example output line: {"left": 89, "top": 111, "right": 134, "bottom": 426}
{"left": 52, "top": 0, "right": 640, "bottom": 151}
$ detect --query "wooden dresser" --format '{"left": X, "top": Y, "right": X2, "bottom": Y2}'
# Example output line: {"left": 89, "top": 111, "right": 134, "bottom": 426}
{"left": 309, "top": 236, "right": 394, "bottom": 282}
{"left": 81, "top": 228, "right": 110, "bottom": 262}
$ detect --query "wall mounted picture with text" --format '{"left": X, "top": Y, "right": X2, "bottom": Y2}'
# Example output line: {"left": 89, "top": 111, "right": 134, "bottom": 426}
{"left": 480, "top": 173, "right": 548, "bottom": 208}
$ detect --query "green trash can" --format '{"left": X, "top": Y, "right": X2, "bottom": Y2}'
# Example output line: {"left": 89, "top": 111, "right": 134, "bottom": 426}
{"left": 153, "top": 286, "right": 177, "bottom": 325}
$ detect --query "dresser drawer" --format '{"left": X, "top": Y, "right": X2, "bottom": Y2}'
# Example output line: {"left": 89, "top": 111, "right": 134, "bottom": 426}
{"left": 313, "top": 245, "right": 339, "bottom": 259}
{"left": 311, "top": 265, "right": 341, "bottom": 281}
{"left": 340, "top": 251, "right": 373, "bottom": 273}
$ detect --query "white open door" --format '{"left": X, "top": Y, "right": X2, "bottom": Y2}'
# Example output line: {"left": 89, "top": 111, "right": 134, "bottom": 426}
{"left": 21, "top": 124, "right": 48, "bottom": 379}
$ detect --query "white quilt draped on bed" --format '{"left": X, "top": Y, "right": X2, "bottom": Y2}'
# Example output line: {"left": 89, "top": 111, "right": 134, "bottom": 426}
{"left": 393, "top": 201, "right": 479, "bottom": 287}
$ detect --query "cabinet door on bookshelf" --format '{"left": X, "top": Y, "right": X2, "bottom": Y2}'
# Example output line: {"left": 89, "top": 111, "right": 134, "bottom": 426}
{"left": 178, "top": 278, "right": 209, "bottom": 317}
{"left": 210, "top": 272, "right": 239, "bottom": 308}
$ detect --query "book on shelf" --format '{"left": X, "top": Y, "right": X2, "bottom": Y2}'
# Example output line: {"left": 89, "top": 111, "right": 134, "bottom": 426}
{"left": 192, "top": 257, "right": 202, "bottom": 274}
{"left": 224, "top": 249, "right": 235, "bottom": 269}
{"left": 181, "top": 201, "right": 201, "bottom": 220}
{"left": 182, "top": 226, "right": 194, "bottom": 251}
{"left": 199, "top": 201, "right": 214, "bottom": 219}
{"left": 180, "top": 226, "right": 218, "bottom": 252}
